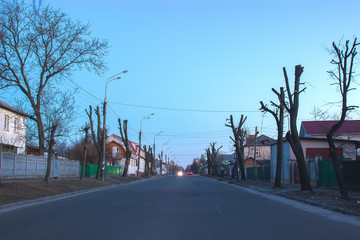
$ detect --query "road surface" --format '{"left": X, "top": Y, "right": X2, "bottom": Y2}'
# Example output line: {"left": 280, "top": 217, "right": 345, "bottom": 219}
{"left": 1, "top": 176, "right": 360, "bottom": 239}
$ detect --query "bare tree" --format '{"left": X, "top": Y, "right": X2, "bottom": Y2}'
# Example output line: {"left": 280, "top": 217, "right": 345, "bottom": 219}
{"left": 0, "top": 0, "right": 109, "bottom": 156}
{"left": 86, "top": 106, "right": 103, "bottom": 180}
{"left": 279, "top": 65, "right": 312, "bottom": 191}
{"left": 39, "top": 89, "right": 75, "bottom": 186}
{"left": 260, "top": 87, "right": 285, "bottom": 188}
{"left": 143, "top": 145, "right": 153, "bottom": 177}
{"left": 209, "top": 142, "right": 222, "bottom": 176}
{"left": 118, "top": 118, "right": 132, "bottom": 177}
{"left": 326, "top": 38, "right": 359, "bottom": 198}
{"left": 205, "top": 147, "right": 212, "bottom": 175}
{"left": 225, "top": 115, "right": 247, "bottom": 180}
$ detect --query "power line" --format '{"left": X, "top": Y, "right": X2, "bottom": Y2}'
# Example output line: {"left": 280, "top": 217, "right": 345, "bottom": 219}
{"left": 108, "top": 101, "right": 260, "bottom": 113}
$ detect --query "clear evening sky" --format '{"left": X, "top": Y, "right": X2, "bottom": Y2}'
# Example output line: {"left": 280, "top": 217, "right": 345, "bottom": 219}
{"left": 2, "top": 0, "right": 359, "bottom": 167}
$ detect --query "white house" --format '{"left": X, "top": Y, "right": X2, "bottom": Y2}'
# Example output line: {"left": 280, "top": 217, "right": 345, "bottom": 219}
{"left": 0, "top": 100, "right": 27, "bottom": 154}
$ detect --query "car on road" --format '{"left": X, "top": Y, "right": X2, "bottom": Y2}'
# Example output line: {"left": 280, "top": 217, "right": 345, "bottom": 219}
{"left": 187, "top": 171, "right": 193, "bottom": 176}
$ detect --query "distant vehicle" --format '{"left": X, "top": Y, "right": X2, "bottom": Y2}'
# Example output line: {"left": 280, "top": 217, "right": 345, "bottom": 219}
{"left": 187, "top": 171, "right": 193, "bottom": 176}
{"left": 177, "top": 171, "right": 184, "bottom": 176}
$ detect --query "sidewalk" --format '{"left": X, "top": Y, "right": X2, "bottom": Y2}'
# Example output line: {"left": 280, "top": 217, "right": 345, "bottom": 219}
{"left": 211, "top": 176, "right": 360, "bottom": 217}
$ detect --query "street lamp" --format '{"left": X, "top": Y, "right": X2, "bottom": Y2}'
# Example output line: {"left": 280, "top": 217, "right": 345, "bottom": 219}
{"left": 137, "top": 113, "right": 154, "bottom": 176}
{"left": 102, "top": 70, "right": 128, "bottom": 181}
{"left": 153, "top": 131, "right": 163, "bottom": 175}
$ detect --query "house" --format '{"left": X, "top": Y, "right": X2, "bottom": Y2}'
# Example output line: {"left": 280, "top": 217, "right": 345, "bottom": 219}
{"left": 270, "top": 120, "right": 360, "bottom": 185}
{"left": 300, "top": 120, "right": 360, "bottom": 142}
{"left": 244, "top": 135, "right": 274, "bottom": 166}
{"left": 0, "top": 100, "right": 27, "bottom": 154}
{"left": 106, "top": 134, "right": 145, "bottom": 176}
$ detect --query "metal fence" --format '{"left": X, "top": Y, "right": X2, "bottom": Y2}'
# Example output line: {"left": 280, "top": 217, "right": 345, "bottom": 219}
{"left": 0, "top": 152, "right": 80, "bottom": 179}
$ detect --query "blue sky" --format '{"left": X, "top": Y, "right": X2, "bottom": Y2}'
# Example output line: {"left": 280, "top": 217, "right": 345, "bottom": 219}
{"left": 2, "top": 0, "right": 360, "bottom": 167}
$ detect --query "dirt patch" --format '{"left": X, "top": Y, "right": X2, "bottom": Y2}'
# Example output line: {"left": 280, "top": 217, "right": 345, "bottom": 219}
{"left": 276, "top": 190, "right": 360, "bottom": 216}
{"left": 0, "top": 176, "right": 143, "bottom": 206}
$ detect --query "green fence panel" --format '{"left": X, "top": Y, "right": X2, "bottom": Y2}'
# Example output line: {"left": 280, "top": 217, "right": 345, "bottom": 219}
{"left": 246, "top": 166, "right": 270, "bottom": 181}
{"left": 85, "top": 163, "right": 99, "bottom": 177}
{"left": 319, "top": 158, "right": 345, "bottom": 187}
{"left": 105, "top": 165, "right": 122, "bottom": 176}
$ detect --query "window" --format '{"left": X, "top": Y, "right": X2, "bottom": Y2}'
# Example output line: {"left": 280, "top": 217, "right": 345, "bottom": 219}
{"left": 4, "top": 114, "right": 9, "bottom": 130}
{"left": 14, "top": 118, "right": 19, "bottom": 132}
{"left": 256, "top": 149, "right": 261, "bottom": 157}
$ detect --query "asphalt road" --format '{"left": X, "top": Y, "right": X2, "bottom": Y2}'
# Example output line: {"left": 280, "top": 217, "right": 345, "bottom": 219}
{"left": 1, "top": 176, "right": 360, "bottom": 240}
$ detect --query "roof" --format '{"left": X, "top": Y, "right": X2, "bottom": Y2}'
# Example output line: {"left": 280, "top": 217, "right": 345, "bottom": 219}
{"left": 0, "top": 99, "right": 28, "bottom": 117}
{"left": 301, "top": 120, "right": 360, "bottom": 135}
{"left": 245, "top": 135, "right": 274, "bottom": 146}
{"left": 269, "top": 136, "right": 360, "bottom": 145}
{"left": 108, "top": 134, "right": 139, "bottom": 156}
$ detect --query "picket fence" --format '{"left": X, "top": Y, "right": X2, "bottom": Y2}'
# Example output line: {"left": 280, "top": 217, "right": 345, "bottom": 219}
{"left": 0, "top": 152, "right": 80, "bottom": 179}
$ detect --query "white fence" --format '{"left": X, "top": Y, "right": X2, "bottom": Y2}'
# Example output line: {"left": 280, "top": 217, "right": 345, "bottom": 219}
{"left": 0, "top": 152, "right": 80, "bottom": 179}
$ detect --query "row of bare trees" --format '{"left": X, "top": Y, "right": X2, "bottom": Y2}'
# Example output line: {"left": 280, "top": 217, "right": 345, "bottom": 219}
{"left": 259, "top": 38, "right": 358, "bottom": 198}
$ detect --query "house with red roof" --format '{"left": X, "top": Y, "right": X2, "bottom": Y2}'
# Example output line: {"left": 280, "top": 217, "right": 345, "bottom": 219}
{"left": 300, "top": 120, "right": 360, "bottom": 142}
{"left": 270, "top": 120, "right": 360, "bottom": 185}
{"left": 106, "top": 134, "right": 146, "bottom": 176}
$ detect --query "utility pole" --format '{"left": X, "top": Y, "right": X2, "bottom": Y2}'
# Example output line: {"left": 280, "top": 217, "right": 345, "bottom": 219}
{"left": 253, "top": 126, "right": 259, "bottom": 167}
{"left": 80, "top": 125, "right": 90, "bottom": 180}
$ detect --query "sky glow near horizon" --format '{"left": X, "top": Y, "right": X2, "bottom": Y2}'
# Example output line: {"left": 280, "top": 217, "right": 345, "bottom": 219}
{"left": 1, "top": 0, "right": 360, "bottom": 167}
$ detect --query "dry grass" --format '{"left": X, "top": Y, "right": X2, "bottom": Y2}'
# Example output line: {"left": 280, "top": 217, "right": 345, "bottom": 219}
{"left": 0, "top": 176, "right": 142, "bottom": 206}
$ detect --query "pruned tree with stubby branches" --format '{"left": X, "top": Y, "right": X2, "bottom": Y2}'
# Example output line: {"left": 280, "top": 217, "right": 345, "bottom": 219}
{"left": 209, "top": 142, "right": 222, "bottom": 176}
{"left": 143, "top": 145, "right": 153, "bottom": 177}
{"left": 225, "top": 115, "right": 247, "bottom": 180}
{"left": 279, "top": 65, "right": 312, "bottom": 191}
{"left": 205, "top": 147, "right": 212, "bottom": 175}
{"left": 0, "top": 0, "right": 109, "bottom": 156}
{"left": 118, "top": 118, "right": 132, "bottom": 177}
{"left": 326, "top": 38, "right": 359, "bottom": 198}
{"left": 260, "top": 87, "right": 285, "bottom": 188}
{"left": 86, "top": 106, "right": 103, "bottom": 180}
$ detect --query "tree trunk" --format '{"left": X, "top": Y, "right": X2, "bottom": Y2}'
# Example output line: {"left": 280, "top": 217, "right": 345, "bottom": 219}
{"left": 327, "top": 133, "right": 348, "bottom": 198}
{"left": 35, "top": 109, "right": 46, "bottom": 156}
{"left": 273, "top": 131, "right": 283, "bottom": 188}
{"left": 45, "top": 125, "right": 57, "bottom": 187}
{"left": 238, "top": 147, "right": 246, "bottom": 180}
{"left": 286, "top": 132, "right": 312, "bottom": 191}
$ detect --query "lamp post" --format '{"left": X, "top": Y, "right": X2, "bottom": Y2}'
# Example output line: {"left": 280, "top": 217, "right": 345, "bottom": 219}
{"left": 153, "top": 131, "right": 163, "bottom": 175}
{"left": 160, "top": 141, "right": 169, "bottom": 175}
{"left": 102, "top": 70, "right": 128, "bottom": 182}
{"left": 137, "top": 113, "right": 154, "bottom": 176}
